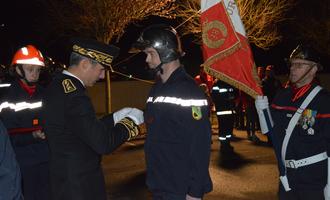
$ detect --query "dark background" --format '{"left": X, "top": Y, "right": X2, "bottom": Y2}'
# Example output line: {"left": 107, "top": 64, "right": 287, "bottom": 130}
{"left": 0, "top": 0, "right": 328, "bottom": 79}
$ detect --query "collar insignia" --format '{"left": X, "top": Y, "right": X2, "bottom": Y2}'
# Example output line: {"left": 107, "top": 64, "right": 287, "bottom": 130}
{"left": 62, "top": 79, "right": 77, "bottom": 93}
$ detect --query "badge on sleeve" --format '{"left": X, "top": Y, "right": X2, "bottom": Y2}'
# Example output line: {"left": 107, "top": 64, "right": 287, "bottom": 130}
{"left": 62, "top": 79, "right": 76, "bottom": 93}
{"left": 192, "top": 106, "right": 202, "bottom": 120}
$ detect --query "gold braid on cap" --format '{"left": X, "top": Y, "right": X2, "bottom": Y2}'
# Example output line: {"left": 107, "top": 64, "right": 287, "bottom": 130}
{"left": 73, "top": 44, "right": 114, "bottom": 66}
{"left": 117, "top": 117, "right": 139, "bottom": 141}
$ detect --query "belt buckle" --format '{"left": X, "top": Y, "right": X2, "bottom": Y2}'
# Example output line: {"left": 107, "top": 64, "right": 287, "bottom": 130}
{"left": 288, "top": 160, "right": 297, "bottom": 169}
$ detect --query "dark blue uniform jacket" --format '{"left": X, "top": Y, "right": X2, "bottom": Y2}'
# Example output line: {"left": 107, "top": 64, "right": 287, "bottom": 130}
{"left": 144, "top": 67, "right": 213, "bottom": 198}
{"left": 0, "top": 120, "right": 23, "bottom": 200}
{"left": 271, "top": 83, "right": 330, "bottom": 190}
{"left": 0, "top": 80, "right": 49, "bottom": 167}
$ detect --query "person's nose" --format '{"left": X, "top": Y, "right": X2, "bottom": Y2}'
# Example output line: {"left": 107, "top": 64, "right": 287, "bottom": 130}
{"left": 30, "top": 71, "right": 39, "bottom": 81}
{"left": 145, "top": 54, "right": 151, "bottom": 63}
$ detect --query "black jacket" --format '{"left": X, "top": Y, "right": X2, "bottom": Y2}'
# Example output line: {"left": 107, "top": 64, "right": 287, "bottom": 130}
{"left": 0, "top": 80, "right": 49, "bottom": 166}
{"left": 0, "top": 120, "right": 23, "bottom": 200}
{"left": 144, "top": 67, "right": 213, "bottom": 198}
{"left": 271, "top": 83, "right": 330, "bottom": 190}
{"left": 211, "top": 80, "right": 237, "bottom": 111}
{"left": 43, "top": 72, "right": 133, "bottom": 200}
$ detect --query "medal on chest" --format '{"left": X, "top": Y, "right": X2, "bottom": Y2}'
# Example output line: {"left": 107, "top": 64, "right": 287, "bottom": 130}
{"left": 298, "top": 109, "right": 317, "bottom": 135}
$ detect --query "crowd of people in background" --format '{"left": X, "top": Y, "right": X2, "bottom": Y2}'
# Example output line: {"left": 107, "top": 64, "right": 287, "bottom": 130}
{"left": 194, "top": 64, "right": 284, "bottom": 152}
{"left": 0, "top": 22, "right": 328, "bottom": 200}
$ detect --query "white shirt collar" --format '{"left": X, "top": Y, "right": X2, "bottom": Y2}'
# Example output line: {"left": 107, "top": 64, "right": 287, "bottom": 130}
{"left": 62, "top": 70, "right": 85, "bottom": 87}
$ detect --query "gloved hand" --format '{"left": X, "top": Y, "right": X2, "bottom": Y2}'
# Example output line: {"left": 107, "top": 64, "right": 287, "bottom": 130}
{"left": 255, "top": 96, "right": 274, "bottom": 134}
{"left": 186, "top": 194, "right": 201, "bottom": 200}
{"left": 113, "top": 107, "right": 133, "bottom": 124}
{"left": 126, "top": 108, "right": 144, "bottom": 125}
{"left": 280, "top": 175, "right": 291, "bottom": 192}
{"left": 324, "top": 184, "right": 330, "bottom": 200}
{"left": 324, "top": 158, "right": 330, "bottom": 200}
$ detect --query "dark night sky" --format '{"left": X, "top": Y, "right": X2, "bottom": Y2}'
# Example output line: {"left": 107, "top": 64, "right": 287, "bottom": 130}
{"left": 0, "top": 0, "right": 328, "bottom": 78}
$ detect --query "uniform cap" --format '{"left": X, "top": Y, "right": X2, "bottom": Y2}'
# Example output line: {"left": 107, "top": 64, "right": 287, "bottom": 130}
{"left": 289, "top": 44, "right": 323, "bottom": 70}
{"left": 71, "top": 38, "right": 120, "bottom": 68}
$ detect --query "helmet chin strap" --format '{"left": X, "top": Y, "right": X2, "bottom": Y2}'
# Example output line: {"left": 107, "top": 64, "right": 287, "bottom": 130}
{"left": 17, "top": 66, "right": 35, "bottom": 86}
{"left": 291, "top": 65, "right": 315, "bottom": 87}
{"left": 149, "top": 62, "right": 164, "bottom": 78}
{"left": 155, "top": 62, "right": 164, "bottom": 75}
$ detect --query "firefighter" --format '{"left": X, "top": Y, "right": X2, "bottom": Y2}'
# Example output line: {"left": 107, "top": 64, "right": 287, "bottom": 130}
{"left": 42, "top": 38, "right": 144, "bottom": 200}
{"left": 211, "top": 79, "right": 237, "bottom": 153}
{"left": 0, "top": 45, "right": 50, "bottom": 200}
{"left": 256, "top": 44, "right": 330, "bottom": 200}
{"left": 132, "top": 24, "right": 213, "bottom": 200}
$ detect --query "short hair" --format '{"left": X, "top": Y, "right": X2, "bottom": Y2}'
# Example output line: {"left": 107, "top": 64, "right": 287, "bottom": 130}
{"left": 69, "top": 52, "right": 98, "bottom": 67}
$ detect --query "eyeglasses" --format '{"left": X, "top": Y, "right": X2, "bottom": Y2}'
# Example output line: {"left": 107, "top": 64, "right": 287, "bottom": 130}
{"left": 289, "top": 61, "right": 316, "bottom": 69}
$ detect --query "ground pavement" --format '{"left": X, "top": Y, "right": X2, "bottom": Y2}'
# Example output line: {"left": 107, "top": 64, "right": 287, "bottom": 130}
{"left": 102, "top": 128, "right": 279, "bottom": 200}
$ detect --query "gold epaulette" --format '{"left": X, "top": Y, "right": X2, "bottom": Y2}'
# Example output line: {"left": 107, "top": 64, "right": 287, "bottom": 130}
{"left": 117, "top": 117, "right": 139, "bottom": 141}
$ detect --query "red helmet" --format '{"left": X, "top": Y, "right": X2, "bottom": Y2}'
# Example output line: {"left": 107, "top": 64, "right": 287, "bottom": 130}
{"left": 11, "top": 45, "right": 45, "bottom": 67}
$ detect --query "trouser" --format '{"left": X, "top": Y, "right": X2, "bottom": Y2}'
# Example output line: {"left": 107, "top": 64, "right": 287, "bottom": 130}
{"left": 217, "top": 114, "right": 234, "bottom": 143}
{"left": 21, "top": 162, "right": 50, "bottom": 200}
{"left": 245, "top": 106, "right": 257, "bottom": 136}
{"left": 152, "top": 191, "right": 186, "bottom": 200}
{"left": 279, "top": 185, "right": 324, "bottom": 200}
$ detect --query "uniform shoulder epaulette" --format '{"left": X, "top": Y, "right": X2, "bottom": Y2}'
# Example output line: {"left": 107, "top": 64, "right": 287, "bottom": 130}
{"left": 62, "top": 79, "right": 77, "bottom": 93}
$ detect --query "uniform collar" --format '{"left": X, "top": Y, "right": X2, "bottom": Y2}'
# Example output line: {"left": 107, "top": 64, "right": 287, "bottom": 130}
{"left": 62, "top": 70, "right": 85, "bottom": 87}
{"left": 161, "top": 66, "right": 185, "bottom": 85}
{"left": 18, "top": 79, "right": 36, "bottom": 97}
{"left": 290, "top": 81, "right": 317, "bottom": 102}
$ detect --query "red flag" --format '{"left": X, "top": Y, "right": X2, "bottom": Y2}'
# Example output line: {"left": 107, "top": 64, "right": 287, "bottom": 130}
{"left": 201, "top": 0, "right": 263, "bottom": 98}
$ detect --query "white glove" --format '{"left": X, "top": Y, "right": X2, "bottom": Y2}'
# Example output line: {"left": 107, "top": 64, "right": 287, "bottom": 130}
{"left": 280, "top": 175, "right": 291, "bottom": 192}
{"left": 324, "top": 158, "right": 330, "bottom": 200}
{"left": 186, "top": 194, "right": 201, "bottom": 200}
{"left": 113, "top": 107, "right": 133, "bottom": 124}
{"left": 324, "top": 184, "right": 330, "bottom": 200}
{"left": 255, "top": 96, "right": 274, "bottom": 134}
{"left": 126, "top": 108, "right": 144, "bottom": 125}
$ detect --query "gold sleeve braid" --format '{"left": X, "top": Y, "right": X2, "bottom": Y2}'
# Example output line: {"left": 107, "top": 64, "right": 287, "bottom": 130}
{"left": 117, "top": 117, "right": 140, "bottom": 141}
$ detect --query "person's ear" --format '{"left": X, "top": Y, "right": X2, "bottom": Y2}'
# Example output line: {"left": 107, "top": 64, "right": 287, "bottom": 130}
{"left": 79, "top": 58, "right": 90, "bottom": 71}
{"left": 311, "top": 65, "right": 318, "bottom": 74}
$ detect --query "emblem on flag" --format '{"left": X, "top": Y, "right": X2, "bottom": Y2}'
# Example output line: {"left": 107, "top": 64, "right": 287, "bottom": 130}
{"left": 201, "top": 0, "right": 263, "bottom": 98}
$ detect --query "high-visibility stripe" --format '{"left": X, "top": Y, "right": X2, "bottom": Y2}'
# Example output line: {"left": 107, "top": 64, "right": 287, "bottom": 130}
{"left": 0, "top": 83, "right": 11, "bottom": 88}
{"left": 216, "top": 110, "right": 234, "bottom": 115}
{"left": 219, "top": 136, "right": 227, "bottom": 141}
{"left": 0, "top": 101, "right": 42, "bottom": 112}
{"left": 212, "top": 86, "right": 234, "bottom": 93}
{"left": 226, "top": 135, "right": 232, "bottom": 138}
{"left": 146, "top": 96, "right": 208, "bottom": 107}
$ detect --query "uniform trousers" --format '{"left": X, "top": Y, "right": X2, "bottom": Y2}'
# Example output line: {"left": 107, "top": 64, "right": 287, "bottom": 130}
{"left": 152, "top": 190, "right": 186, "bottom": 200}
{"left": 21, "top": 162, "right": 50, "bottom": 200}
{"left": 279, "top": 186, "right": 324, "bottom": 200}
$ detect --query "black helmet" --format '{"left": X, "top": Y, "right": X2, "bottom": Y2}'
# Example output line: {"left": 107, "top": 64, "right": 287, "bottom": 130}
{"left": 289, "top": 44, "right": 323, "bottom": 70}
{"left": 131, "top": 24, "right": 184, "bottom": 63}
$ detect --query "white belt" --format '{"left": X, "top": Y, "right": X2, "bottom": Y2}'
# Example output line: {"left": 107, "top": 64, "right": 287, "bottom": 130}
{"left": 285, "top": 152, "right": 327, "bottom": 169}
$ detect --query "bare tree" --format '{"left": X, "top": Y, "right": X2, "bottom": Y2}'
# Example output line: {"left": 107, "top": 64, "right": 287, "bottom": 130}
{"left": 40, "top": 0, "right": 177, "bottom": 113}
{"left": 289, "top": 0, "right": 330, "bottom": 56}
{"left": 42, "top": 0, "right": 177, "bottom": 43}
{"left": 174, "top": 0, "right": 294, "bottom": 49}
